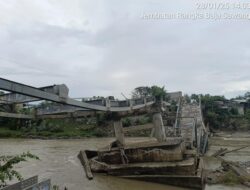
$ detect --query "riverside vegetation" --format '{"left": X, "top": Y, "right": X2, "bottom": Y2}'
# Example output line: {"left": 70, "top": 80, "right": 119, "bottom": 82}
{"left": 185, "top": 93, "right": 250, "bottom": 131}
{"left": 1, "top": 87, "right": 250, "bottom": 138}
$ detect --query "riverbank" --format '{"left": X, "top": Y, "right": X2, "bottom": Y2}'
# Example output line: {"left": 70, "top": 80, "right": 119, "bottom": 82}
{"left": 0, "top": 115, "right": 153, "bottom": 139}
{"left": 204, "top": 131, "right": 250, "bottom": 189}
{"left": 0, "top": 124, "right": 113, "bottom": 139}
{"left": 0, "top": 117, "right": 116, "bottom": 138}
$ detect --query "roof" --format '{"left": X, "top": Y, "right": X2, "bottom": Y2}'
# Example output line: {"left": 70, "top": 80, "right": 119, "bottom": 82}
{"left": 233, "top": 99, "right": 248, "bottom": 104}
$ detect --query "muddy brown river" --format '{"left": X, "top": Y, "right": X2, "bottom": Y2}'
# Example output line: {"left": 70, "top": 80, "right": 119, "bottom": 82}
{"left": 0, "top": 136, "right": 249, "bottom": 190}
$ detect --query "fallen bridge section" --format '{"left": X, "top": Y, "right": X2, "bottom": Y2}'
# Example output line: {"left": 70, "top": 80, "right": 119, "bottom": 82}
{"left": 0, "top": 111, "right": 34, "bottom": 119}
{"left": 0, "top": 84, "right": 68, "bottom": 104}
{"left": 0, "top": 77, "right": 155, "bottom": 113}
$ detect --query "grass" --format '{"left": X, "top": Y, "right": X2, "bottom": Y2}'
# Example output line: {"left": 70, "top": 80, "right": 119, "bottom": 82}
{"left": 219, "top": 171, "right": 241, "bottom": 185}
{"left": 0, "top": 119, "right": 108, "bottom": 138}
{"left": 218, "top": 170, "right": 250, "bottom": 185}
{"left": 0, "top": 127, "right": 23, "bottom": 138}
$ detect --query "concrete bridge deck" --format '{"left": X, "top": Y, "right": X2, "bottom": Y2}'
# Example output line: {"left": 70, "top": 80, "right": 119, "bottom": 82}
{"left": 178, "top": 101, "right": 208, "bottom": 153}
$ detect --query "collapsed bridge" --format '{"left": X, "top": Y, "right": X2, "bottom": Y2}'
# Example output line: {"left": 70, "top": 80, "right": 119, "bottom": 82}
{"left": 0, "top": 78, "right": 155, "bottom": 113}
{"left": 0, "top": 77, "right": 208, "bottom": 152}
{"left": 0, "top": 77, "right": 209, "bottom": 189}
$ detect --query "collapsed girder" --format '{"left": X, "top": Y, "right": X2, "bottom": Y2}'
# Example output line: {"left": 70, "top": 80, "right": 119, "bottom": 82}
{"left": 0, "top": 84, "right": 68, "bottom": 104}
{"left": 0, "top": 78, "right": 155, "bottom": 114}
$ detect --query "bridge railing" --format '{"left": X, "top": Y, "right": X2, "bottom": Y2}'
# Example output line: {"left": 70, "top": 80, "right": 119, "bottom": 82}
{"left": 198, "top": 95, "right": 209, "bottom": 154}
{"left": 174, "top": 97, "right": 182, "bottom": 136}
{"left": 104, "top": 97, "right": 154, "bottom": 108}
{"left": 34, "top": 96, "right": 156, "bottom": 115}
{"left": 36, "top": 96, "right": 156, "bottom": 114}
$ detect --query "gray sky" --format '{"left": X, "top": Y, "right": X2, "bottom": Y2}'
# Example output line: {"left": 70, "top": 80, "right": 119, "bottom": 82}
{"left": 0, "top": 0, "right": 250, "bottom": 99}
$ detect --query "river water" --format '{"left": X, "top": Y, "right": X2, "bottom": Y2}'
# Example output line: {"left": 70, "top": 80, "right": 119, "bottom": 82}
{"left": 0, "top": 137, "right": 249, "bottom": 190}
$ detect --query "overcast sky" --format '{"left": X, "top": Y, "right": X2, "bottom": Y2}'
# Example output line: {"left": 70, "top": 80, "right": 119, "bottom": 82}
{"left": 0, "top": 0, "right": 250, "bottom": 99}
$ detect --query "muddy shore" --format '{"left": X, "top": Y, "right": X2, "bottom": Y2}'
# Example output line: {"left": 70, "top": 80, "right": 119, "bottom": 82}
{"left": 204, "top": 131, "right": 250, "bottom": 189}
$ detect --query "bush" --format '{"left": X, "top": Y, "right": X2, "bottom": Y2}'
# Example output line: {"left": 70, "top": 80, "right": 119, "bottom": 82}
{"left": 0, "top": 130, "right": 12, "bottom": 138}
{"left": 48, "top": 125, "right": 64, "bottom": 133}
{"left": 230, "top": 108, "right": 239, "bottom": 115}
{"left": 218, "top": 171, "right": 242, "bottom": 185}
{"left": 245, "top": 110, "right": 250, "bottom": 121}
{"left": 96, "top": 113, "right": 108, "bottom": 126}
{"left": 92, "top": 128, "right": 106, "bottom": 137}
{"left": 138, "top": 117, "right": 151, "bottom": 125}
{"left": 122, "top": 118, "right": 132, "bottom": 127}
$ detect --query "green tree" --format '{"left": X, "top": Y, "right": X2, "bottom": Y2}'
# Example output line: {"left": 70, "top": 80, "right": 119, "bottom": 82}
{"left": 131, "top": 85, "right": 168, "bottom": 101}
{"left": 206, "top": 111, "right": 219, "bottom": 128}
{"left": 244, "top": 92, "right": 250, "bottom": 98}
{"left": 0, "top": 152, "right": 39, "bottom": 187}
{"left": 200, "top": 94, "right": 230, "bottom": 129}
{"left": 131, "top": 86, "right": 151, "bottom": 98}
{"left": 184, "top": 94, "right": 191, "bottom": 103}
{"left": 150, "top": 85, "right": 167, "bottom": 100}
{"left": 190, "top": 94, "right": 200, "bottom": 102}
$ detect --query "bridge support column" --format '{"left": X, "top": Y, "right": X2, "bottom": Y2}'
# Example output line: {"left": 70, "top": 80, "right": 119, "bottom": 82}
{"left": 113, "top": 120, "right": 125, "bottom": 146}
{"left": 152, "top": 113, "right": 166, "bottom": 142}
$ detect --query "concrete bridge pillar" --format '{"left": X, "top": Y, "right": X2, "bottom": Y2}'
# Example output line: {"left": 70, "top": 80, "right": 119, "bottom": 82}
{"left": 113, "top": 120, "right": 125, "bottom": 146}
{"left": 152, "top": 113, "right": 166, "bottom": 142}
{"left": 105, "top": 98, "right": 111, "bottom": 111}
